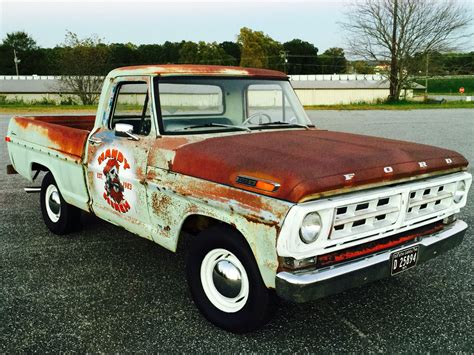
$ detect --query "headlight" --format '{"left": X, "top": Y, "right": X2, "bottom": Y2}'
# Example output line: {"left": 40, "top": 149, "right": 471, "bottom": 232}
{"left": 454, "top": 180, "right": 466, "bottom": 204}
{"left": 299, "top": 212, "right": 322, "bottom": 244}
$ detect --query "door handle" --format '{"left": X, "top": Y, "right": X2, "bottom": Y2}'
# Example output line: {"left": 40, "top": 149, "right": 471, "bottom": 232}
{"left": 88, "top": 137, "right": 103, "bottom": 146}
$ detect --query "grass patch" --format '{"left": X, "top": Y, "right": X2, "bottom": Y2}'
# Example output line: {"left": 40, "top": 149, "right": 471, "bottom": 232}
{"left": 414, "top": 77, "right": 474, "bottom": 95}
{"left": 305, "top": 100, "right": 474, "bottom": 110}
{"left": 0, "top": 104, "right": 98, "bottom": 114}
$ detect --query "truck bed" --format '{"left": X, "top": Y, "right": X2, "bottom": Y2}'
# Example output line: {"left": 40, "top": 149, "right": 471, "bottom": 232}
{"left": 6, "top": 115, "right": 96, "bottom": 212}
{"left": 10, "top": 115, "right": 95, "bottom": 159}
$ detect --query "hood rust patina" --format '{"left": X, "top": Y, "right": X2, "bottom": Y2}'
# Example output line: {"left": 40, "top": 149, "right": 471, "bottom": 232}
{"left": 169, "top": 129, "right": 468, "bottom": 203}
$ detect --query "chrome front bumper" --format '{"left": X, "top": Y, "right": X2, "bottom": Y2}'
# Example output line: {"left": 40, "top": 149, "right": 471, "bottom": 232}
{"left": 275, "top": 220, "right": 468, "bottom": 303}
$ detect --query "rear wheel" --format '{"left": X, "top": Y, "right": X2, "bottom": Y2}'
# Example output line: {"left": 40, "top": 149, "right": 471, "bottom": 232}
{"left": 186, "top": 224, "right": 276, "bottom": 333}
{"left": 40, "top": 172, "right": 81, "bottom": 235}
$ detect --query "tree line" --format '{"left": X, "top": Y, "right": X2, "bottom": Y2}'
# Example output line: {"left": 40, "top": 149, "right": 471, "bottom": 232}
{"left": 0, "top": 28, "right": 349, "bottom": 76}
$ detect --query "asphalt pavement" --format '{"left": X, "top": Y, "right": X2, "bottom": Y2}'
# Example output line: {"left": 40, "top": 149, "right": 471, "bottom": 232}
{"left": 1, "top": 109, "right": 473, "bottom": 352}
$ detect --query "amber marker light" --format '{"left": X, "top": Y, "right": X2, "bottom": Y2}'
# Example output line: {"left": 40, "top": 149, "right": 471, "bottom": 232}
{"left": 255, "top": 180, "right": 278, "bottom": 192}
{"left": 236, "top": 175, "right": 280, "bottom": 192}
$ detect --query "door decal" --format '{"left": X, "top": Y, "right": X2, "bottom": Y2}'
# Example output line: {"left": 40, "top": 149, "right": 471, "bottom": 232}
{"left": 95, "top": 148, "right": 134, "bottom": 214}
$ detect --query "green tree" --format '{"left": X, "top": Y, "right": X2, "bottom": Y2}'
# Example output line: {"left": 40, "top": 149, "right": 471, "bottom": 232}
{"left": 160, "top": 41, "right": 182, "bottom": 63}
{"left": 136, "top": 44, "right": 163, "bottom": 64}
{"left": 2, "top": 31, "right": 38, "bottom": 51}
{"left": 319, "top": 47, "right": 347, "bottom": 74}
{"left": 179, "top": 41, "right": 234, "bottom": 65}
{"left": 219, "top": 41, "right": 241, "bottom": 65}
{"left": 107, "top": 42, "right": 138, "bottom": 70}
{"left": 0, "top": 31, "right": 40, "bottom": 75}
{"left": 58, "top": 31, "right": 109, "bottom": 104}
{"left": 238, "top": 27, "right": 283, "bottom": 70}
{"left": 283, "top": 39, "right": 319, "bottom": 74}
{"left": 179, "top": 41, "right": 199, "bottom": 63}
{"left": 351, "top": 60, "right": 375, "bottom": 74}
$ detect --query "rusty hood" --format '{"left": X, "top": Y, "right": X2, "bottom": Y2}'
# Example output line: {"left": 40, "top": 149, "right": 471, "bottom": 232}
{"left": 170, "top": 129, "right": 468, "bottom": 202}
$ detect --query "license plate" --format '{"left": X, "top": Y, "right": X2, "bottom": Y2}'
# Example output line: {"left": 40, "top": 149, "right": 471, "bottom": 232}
{"left": 390, "top": 246, "right": 419, "bottom": 275}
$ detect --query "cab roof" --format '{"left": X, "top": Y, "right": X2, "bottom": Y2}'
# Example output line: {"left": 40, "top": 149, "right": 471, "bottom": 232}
{"left": 109, "top": 64, "right": 287, "bottom": 78}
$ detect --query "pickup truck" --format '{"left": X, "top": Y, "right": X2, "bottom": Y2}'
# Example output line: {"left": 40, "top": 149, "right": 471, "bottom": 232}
{"left": 5, "top": 65, "right": 472, "bottom": 333}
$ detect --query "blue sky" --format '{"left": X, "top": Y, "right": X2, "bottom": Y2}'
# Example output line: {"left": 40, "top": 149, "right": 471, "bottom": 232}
{"left": 1, "top": 0, "right": 349, "bottom": 52}
{"left": 1, "top": 0, "right": 473, "bottom": 53}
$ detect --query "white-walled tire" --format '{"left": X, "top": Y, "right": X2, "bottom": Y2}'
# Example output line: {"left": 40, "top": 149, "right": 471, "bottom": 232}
{"left": 40, "top": 172, "right": 81, "bottom": 235}
{"left": 186, "top": 224, "right": 276, "bottom": 333}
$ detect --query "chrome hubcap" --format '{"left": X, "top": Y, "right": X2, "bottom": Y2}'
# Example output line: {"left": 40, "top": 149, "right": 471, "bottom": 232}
{"left": 45, "top": 185, "right": 61, "bottom": 222}
{"left": 212, "top": 260, "right": 242, "bottom": 298}
{"left": 201, "top": 248, "right": 249, "bottom": 313}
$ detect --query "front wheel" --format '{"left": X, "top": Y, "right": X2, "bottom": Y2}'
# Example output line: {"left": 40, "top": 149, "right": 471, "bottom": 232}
{"left": 40, "top": 172, "right": 81, "bottom": 235}
{"left": 186, "top": 225, "right": 276, "bottom": 333}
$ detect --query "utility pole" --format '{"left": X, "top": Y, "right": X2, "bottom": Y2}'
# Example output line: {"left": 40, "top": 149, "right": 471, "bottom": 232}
{"left": 424, "top": 52, "right": 429, "bottom": 97}
{"left": 13, "top": 49, "right": 21, "bottom": 76}
{"left": 280, "top": 50, "right": 289, "bottom": 73}
{"left": 389, "top": 0, "right": 398, "bottom": 101}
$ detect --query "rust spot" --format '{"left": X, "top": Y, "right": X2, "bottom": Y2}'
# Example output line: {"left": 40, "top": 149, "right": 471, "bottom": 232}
{"left": 151, "top": 192, "right": 173, "bottom": 216}
{"left": 114, "top": 64, "right": 287, "bottom": 78}
{"left": 317, "top": 223, "right": 444, "bottom": 268}
{"left": 243, "top": 214, "right": 279, "bottom": 228}
{"left": 14, "top": 116, "right": 94, "bottom": 158}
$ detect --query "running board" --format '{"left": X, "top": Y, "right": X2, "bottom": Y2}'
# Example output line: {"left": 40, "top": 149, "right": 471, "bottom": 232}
{"left": 24, "top": 187, "right": 41, "bottom": 193}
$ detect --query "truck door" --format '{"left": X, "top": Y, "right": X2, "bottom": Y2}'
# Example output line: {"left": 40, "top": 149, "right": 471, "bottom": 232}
{"left": 85, "top": 77, "right": 156, "bottom": 240}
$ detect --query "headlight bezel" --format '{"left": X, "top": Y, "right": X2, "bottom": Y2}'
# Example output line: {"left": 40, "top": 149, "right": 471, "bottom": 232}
{"left": 453, "top": 180, "right": 466, "bottom": 204}
{"left": 299, "top": 212, "right": 323, "bottom": 244}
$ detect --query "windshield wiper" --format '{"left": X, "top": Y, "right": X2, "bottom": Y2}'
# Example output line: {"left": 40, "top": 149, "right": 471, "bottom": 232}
{"left": 254, "top": 121, "right": 311, "bottom": 129}
{"left": 175, "top": 123, "right": 251, "bottom": 132}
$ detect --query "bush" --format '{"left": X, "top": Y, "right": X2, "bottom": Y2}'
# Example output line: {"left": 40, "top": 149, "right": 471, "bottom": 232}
{"left": 32, "top": 96, "right": 57, "bottom": 106}
{"left": 59, "top": 96, "right": 78, "bottom": 105}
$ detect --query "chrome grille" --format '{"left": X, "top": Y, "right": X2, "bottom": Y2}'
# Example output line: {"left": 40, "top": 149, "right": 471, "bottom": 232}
{"left": 405, "top": 182, "right": 456, "bottom": 221}
{"left": 331, "top": 195, "right": 401, "bottom": 239}
{"left": 329, "top": 177, "right": 466, "bottom": 242}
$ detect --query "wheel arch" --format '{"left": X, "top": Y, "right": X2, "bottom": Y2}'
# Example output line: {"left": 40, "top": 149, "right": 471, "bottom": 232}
{"left": 175, "top": 210, "right": 280, "bottom": 289}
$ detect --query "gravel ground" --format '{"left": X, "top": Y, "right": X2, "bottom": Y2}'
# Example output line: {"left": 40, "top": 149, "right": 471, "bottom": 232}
{"left": 1, "top": 109, "right": 473, "bottom": 352}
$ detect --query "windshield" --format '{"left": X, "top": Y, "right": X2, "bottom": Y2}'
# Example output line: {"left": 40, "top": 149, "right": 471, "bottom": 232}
{"left": 155, "top": 77, "right": 312, "bottom": 134}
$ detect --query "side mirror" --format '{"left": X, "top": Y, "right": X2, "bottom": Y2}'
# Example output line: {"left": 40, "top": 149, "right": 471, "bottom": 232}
{"left": 115, "top": 123, "right": 134, "bottom": 137}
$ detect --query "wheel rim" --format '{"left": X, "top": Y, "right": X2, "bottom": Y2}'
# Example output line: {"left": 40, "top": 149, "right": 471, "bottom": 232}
{"left": 200, "top": 248, "right": 249, "bottom": 313}
{"left": 45, "top": 184, "right": 61, "bottom": 223}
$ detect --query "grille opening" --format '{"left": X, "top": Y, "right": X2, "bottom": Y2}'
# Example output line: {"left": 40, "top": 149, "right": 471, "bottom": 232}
{"left": 334, "top": 225, "right": 344, "bottom": 231}
{"left": 423, "top": 189, "right": 431, "bottom": 196}
{"left": 356, "top": 203, "right": 369, "bottom": 211}
{"left": 377, "top": 198, "right": 390, "bottom": 206}
{"left": 438, "top": 186, "right": 444, "bottom": 192}
{"left": 420, "top": 203, "right": 428, "bottom": 210}
{"left": 410, "top": 192, "right": 416, "bottom": 199}
{"left": 352, "top": 219, "right": 366, "bottom": 227}
{"left": 375, "top": 214, "right": 386, "bottom": 221}
{"left": 435, "top": 200, "right": 441, "bottom": 205}
{"left": 336, "top": 207, "right": 347, "bottom": 215}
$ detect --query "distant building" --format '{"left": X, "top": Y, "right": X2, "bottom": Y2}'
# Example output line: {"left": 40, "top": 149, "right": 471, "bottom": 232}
{"left": 289, "top": 74, "right": 423, "bottom": 105}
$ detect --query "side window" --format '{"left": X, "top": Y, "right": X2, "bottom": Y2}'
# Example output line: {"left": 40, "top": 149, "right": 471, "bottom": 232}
{"left": 110, "top": 81, "right": 152, "bottom": 136}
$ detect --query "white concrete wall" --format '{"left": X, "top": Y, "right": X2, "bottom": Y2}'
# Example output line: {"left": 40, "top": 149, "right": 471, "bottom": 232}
{"left": 295, "top": 88, "right": 390, "bottom": 105}
{"left": 1, "top": 89, "right": 414, "bottom": 106}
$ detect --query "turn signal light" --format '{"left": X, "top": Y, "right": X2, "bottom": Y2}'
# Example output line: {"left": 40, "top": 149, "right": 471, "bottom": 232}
{"left": 5, "top": 136, "right": 11, "bottom": 142}
{"left": 236, "top": 175, "right": 280, "bottom": 192}
{"left": 255, "top": 180, "right": 277, "bottom": 192}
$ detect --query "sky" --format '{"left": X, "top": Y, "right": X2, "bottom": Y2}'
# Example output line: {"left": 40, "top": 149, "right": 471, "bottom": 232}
{"left": 0, "top": 0, "right": 350, "bottom": 52}
{"left": 1, "top": 0, "right": 473, "bottom": 53}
